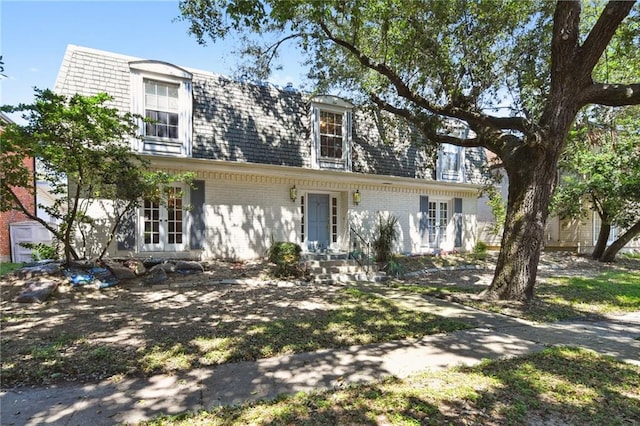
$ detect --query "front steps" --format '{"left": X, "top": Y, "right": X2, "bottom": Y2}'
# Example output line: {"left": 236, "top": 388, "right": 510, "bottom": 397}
{"left": 302, "top": 252, "right": 387, "bottom": 284}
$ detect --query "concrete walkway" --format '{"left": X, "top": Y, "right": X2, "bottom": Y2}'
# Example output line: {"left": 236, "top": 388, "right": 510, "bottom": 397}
{"left": 2, "top": 290, "right": 639, "bottom": 426}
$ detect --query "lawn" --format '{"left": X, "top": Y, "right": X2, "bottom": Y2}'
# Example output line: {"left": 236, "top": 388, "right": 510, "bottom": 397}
{"left": 393, "top": 267, "right": 640, "bottom": 322}
{"left": 3, "top": 253, "right": 639, "bottom": 424}
{"left": 0, "top": 284, "right": 470, "bottom": 388}
{"left": 142, "top": 347, "right": 640, "bottom": 425}
{"left": 0, "top": 262, "right": 23, "bottom": 277}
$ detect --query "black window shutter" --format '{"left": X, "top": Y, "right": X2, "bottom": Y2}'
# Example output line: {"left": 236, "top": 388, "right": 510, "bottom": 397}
{"left": 454, "top": 198, "right": 463, "bottom": 247}
{"left": 420, "top": 195, "right": 429, "bottom": 213}
{"left": 116, "top": 209, "right": 136, "bottom": 250}
{"left": 419, "top": 196, "right": 429, "bottom": 245}
{"left": 190, "top": 180, "right": 205, "bottom": 250}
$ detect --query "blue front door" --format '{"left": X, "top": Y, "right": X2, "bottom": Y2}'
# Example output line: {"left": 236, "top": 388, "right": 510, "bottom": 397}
{"left": 308, "top": 194, "right": 330, "bottom": 251}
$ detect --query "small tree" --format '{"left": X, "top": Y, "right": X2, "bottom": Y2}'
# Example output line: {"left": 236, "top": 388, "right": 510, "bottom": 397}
{"left": 1, "top": 89, "right": 192, "bottom": 264}
{"left": 554, "top": 106, "right": 640, "bottom": 262}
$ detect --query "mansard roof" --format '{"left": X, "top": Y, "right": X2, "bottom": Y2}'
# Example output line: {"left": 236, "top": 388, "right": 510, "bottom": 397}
{"left": 55, "top": 45, "right": 485, "bottom": 182}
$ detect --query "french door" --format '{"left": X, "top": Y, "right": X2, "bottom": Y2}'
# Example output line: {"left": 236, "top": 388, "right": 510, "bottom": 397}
{"left": 421, "top": 198, "right": 449, "bottom": 248}
{"left": 141, "top": 184, "right": 187, "bottom": 251}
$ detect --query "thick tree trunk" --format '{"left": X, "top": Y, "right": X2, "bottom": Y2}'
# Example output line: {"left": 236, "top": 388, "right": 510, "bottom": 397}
{"left": 591, "top": 218, "right": 611, "bottom": 260}
{"left": 481, "top": 144, "right": 560, "bottom": 301}
{"left": 599, "top": 220, "right": 640, "bottom": 262}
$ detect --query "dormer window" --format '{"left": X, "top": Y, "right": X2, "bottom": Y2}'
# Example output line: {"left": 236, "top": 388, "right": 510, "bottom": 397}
{"left": 144, "top": 80, "right": 180, "bottom": 140}
{"left": 129, "top": 60, "right": 193, "bottom": 157}
{"left": 310, "top": 95, "right": 353, "bottom": 171}
{"left": 320, "top": 110, "right": 343, "bottom": 159}
{"left": 438, "top": 143, "right": 464, "bottom": 182}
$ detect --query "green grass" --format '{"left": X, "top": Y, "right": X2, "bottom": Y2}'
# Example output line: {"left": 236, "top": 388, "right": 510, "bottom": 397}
{"left": 395, "top": 270, "right": 640, "bottom": 322}
{"left": 1, "top": 288, "right": 471, "bottom": 387}
{"left": 141, "top": 347, "right": 640, "bottom": 425}
{"left": 0, "top": 262, "right": 23, "bottom": 277}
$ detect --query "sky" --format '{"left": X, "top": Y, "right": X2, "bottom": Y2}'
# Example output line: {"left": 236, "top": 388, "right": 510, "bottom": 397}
{"left": 1, "top": 0, "right": 307, "bottom": 120}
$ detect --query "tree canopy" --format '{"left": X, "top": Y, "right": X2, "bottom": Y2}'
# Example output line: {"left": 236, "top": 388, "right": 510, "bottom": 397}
{"left": 179, "top": 0, "right": 640, "bottom": 300}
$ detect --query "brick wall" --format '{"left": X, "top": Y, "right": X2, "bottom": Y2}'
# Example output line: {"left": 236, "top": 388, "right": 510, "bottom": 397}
{"left": 0, "top": 156, "right": 36, "bottom": 261}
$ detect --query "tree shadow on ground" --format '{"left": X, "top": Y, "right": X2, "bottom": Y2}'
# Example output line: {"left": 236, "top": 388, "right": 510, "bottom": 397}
{"left": 194, "top": 347, "right": 640, "bottom": 426}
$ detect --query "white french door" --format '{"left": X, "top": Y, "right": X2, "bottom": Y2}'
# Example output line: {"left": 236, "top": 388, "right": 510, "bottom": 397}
{"left": 140, "top": 184, "right": 188, "bottom": 251}
{"left": 427, "top": 201, "right": 449, "bottom": 248}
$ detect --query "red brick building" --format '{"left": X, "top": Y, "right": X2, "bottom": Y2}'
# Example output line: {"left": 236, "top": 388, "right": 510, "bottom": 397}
{"left": 0, "top": 112, "right": 37, "bottom": 262}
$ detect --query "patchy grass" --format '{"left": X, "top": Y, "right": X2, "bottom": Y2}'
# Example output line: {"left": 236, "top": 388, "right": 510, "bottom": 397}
{"left": 395, "top": 269, "right": 640, "bottom": 322}
{"left": 134, "top": 288, "right": 470, "bottom": 372}
{"left": 1, "top": 287, "right": 470, "bottom": 388}
{"left": 395, "top": 252, "right": 492, "bottom": 271}
{"left": 142, "top": 347, "right": 640, "bottom": 426}
{"left": 0, "top": 262, "right": 23, "bottom": 277}
{"left": 623, "top": 252, "right": 640, "bottom": 260}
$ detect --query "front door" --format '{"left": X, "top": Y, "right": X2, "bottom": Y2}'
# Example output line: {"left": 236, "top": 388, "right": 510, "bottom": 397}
{"left": 141, "top": 184, "right": 187, "bottom": 251}
{"left": 307, "top": 193, "right": 330, "bottom": 251}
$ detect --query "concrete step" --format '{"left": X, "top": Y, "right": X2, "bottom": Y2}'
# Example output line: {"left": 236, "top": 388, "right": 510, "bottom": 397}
{"left": 313, "top": 271, "right": 388, "bottom": 284}
{"left": 302, "top": 252, "right": 350, "bottom": 261}
{"left": 303, "top": 252, "right": 384, "bottom": 284}
{"left": 309, "top": 265, "right": 363, "bottom": 275}
{"left": 305, "top": 259, "right": 359, "bottom": 268}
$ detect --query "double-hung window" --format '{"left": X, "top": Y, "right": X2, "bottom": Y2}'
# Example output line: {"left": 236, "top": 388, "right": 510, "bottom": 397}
{"left": 438, "top": 143, "right": 464, "bottom": 182}
{"left": 310, "top": 95, "right": 353, "bottom": 171}
{"left": 144, "top": 80, "right": 179, "bottom": 140}
{"left": 129, "top": 60, "right": 193, "bottom": 157}
{"left": 320, "top": 110, "right": 343, "bottom": 159}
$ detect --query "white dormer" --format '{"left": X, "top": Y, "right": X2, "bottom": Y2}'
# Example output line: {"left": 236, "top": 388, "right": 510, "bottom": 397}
{"left": 310, "top": 95, "right": 353, "bottom": 171}
{"left": 129, "top": 60, "right": 193, "bottom": 157}
{"left": 437, "top": 120, "right": 469, "bottom": 182}
{"left": 438, "top": 143, "right": 465, "bottom": 182}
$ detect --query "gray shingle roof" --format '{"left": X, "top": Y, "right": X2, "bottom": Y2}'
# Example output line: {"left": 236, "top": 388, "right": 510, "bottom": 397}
{"left": 55, "top": 45, "right": 486, "bottom": 183}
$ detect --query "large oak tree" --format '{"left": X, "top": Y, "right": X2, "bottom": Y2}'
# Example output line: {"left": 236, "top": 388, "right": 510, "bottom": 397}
{"left": 178, "top": 0, "right": 640, "bottom": 300}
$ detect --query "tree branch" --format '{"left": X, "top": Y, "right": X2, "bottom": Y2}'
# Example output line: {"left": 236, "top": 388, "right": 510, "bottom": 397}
{"left": 551, "top": 0, "right": 581, "bottom": 84}
{"left": 579, "top": 0, "right": 636, "bottom": 75}
{"left": 317, "top": 21, "right": 533, "bottom": 135}
{"left": 369, "top": 93, "right": 493, "bottom": 150}
{"left": 262, "top": 32, "right": 305, "bottom": 67}
{"left": 580, "top": 83, "right": 640, "bottom": 106}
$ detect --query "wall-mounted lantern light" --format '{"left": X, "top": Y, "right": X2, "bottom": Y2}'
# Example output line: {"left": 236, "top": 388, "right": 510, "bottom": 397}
{"left": 353, "top": 189, "right": 361, "bottom": 205}
{"left": 290, "top": 185, "right": 297, "bottom": 202}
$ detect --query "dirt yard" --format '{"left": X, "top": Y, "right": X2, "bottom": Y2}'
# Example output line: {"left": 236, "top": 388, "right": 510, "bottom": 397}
{"left": 1, "top": 253, "right": 637, "bottom": 388}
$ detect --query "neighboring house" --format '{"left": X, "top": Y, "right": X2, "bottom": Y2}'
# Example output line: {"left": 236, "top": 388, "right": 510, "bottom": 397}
{"left": 477, "top": 165, "right": 640, "bottom": 254}
{"left": 0, "top": 112, "right": 54, "bottom": 263}
{"left": 54, "top": 45, "right": 487, "bottom": 261}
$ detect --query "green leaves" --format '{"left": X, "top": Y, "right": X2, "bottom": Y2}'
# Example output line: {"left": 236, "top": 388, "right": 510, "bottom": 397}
{"left": 1, "top": 89, "right": 192, "bottom": 262}
{"left": 554, "top": 105, "right": 640, "bottom": 257}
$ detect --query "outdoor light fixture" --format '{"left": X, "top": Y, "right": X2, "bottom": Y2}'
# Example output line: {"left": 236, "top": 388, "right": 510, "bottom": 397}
{"left": 353, "top": 189, "right": 361, "bottom": 205}
{"left": 290, "top": 185, "right": 297, "bottom": 202}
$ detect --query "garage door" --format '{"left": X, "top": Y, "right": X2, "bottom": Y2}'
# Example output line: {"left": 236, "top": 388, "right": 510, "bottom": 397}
{"left": 9, "top": 221, "right": 53, "bottom": 263}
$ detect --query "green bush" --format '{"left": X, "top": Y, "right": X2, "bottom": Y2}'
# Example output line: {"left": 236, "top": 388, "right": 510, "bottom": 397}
{"left": 267, "top": 240, "right": 303, "bottom": 278}
{"left": 473, "top": 241, "right": 488, "bottom": 254}
{"left": 20, "top": 242, "right": 59, "bottom": 261}
{"left": 373, "top": 214, "right": 399, "bottom": 263}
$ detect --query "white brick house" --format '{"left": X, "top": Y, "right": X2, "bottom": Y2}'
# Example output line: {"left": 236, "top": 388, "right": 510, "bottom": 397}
{"left": 54, "top": 45, "right": 486, "bottom": 261}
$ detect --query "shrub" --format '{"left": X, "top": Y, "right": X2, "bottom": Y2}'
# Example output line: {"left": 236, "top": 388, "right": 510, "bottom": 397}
{"left": 373, "top": 214, "right": 399, "bottom": 263}
{"left": 473, "top": 241, "right": 488, "bottom": 254}
{"left": 20, "top": 242, "right": 59, "bottom": 261}
{"left": 267, "top": 240, "right": 303, "bottom": 278}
